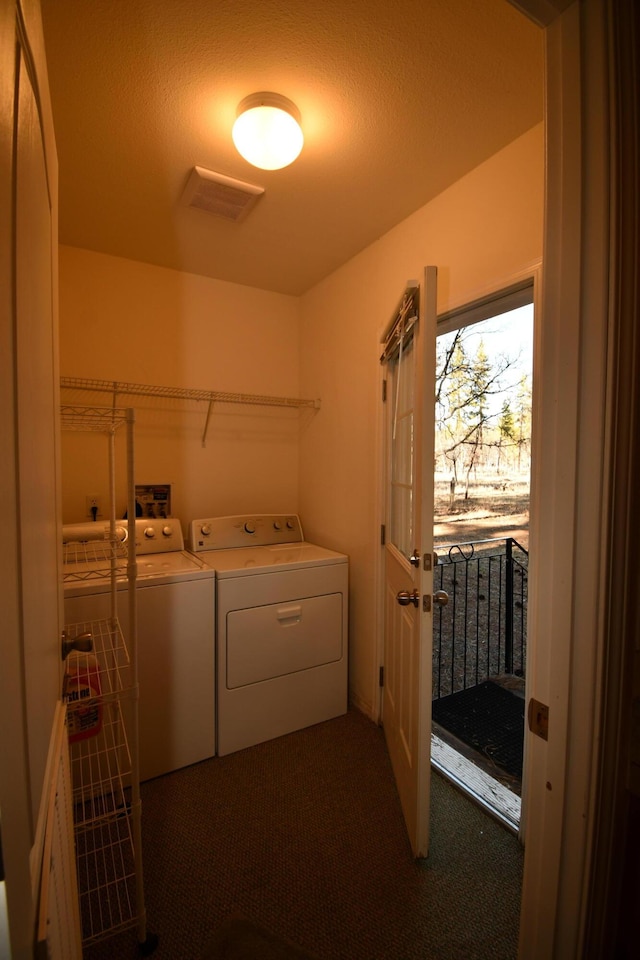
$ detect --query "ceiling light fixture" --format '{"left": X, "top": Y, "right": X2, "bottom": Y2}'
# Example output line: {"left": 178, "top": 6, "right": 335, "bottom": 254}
{"left": 232, "top": 92, "right": 303, "bottom": 171}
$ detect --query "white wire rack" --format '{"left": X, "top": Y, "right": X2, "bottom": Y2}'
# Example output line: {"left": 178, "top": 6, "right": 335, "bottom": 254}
{"left": 63, "top": 643, "right": 139, "bottom": 945}
{"left": 64, "top": 619, "right": 131, "bottom": 702}
{"left": 73, "top": 787, "right": 137, "bottom": 945}
{"left": 70, "top": 698, "right": 136, "bottom": 945}
{"left": 60, "top": 403, "right": 130, "bottom": 432}
{"left": 60, "top": 376, "right": 320, "bottom": 445}
{"left": 61, "top": 405, "right": 153, "bottom": 951}
{"left": 62, "top": 541, "right": 128, "bottom": 582}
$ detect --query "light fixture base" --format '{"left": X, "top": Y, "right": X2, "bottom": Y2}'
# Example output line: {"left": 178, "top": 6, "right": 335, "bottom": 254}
{"left": 235, "top": 92, "right": 301, "bottom": 126}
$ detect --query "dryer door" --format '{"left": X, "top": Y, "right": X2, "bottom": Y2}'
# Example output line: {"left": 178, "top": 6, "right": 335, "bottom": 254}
{"left": 226, "top": 593, "right": 343, "bottom": 688}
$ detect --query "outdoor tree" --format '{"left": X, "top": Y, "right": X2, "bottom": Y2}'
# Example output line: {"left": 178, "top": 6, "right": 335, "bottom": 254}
{"left": 497, "top": 399, "right": 516, "bottom": 474}
{"left": 515, "top": 374, "right": 532, "bottom": 470}
{"left": 435, "top": 331, "right": 469, "bottom": 497}
{"left": 462, "top": 339, "right": 492, "bottom": 496}
{"left": 435, "top": 322, "right": 532, "bottom": 505}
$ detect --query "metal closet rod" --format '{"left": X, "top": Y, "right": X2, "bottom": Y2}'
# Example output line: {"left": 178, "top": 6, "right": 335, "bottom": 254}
{"left": 60, "top": 376, "right": 321, "bottom": 446}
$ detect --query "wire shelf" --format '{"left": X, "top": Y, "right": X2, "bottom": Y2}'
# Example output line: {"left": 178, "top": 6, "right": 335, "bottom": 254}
{"left": 60, "top": 376, "right": 320, "bottom": 410}
{"left": 60, "top": 404, "right": 130, "bottom": 432}
{"left": 75, "top": 803, "right": 137, "bottom": 945}
{"left": 62, "top": 538, "right": 128, "bottom": 582}
{"left": 69, "top": 698, "right": 137, "bottom": 944}
{"left": 70, "top": 701, "right": 132, "bottom": 827}
{"left": 64, "top": 618, "right": 131, "bottom": 701}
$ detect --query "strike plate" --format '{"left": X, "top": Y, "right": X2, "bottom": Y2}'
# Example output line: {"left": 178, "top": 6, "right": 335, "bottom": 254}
{"left": 528, "top": 697, "right": 549, "bottom": 741}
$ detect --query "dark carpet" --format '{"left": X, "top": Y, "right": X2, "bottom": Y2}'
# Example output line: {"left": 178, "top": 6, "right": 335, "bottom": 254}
{"left": 84, "top": 708, "right": 523, "bottom": 960}
{"left": 432, "top": 681, "right": 525, "bottom": 779}
{"left": 202, "top": 916, "right": 318, "bottom": 959}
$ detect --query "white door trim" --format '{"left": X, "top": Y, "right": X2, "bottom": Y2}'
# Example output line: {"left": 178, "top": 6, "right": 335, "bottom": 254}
{"left": 434, "top": 262, "right": 541, "bottom": 843}
{"left": 0, "top": 0, "right": 61, "bottom": 955}
{"left": 518, "top": 1, "right": 614, "bottom": 955}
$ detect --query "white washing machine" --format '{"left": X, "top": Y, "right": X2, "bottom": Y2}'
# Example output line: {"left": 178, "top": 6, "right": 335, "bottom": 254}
{"left": 189, "top": 514, "right": 348, "bottom": 756}
{"left": 63, "top": 518, "right": 216, "bottom": 781}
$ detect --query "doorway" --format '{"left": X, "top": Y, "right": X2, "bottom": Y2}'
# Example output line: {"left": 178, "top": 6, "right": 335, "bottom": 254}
{"left": 430, "top": 281, "right": 535, "bottom": 831}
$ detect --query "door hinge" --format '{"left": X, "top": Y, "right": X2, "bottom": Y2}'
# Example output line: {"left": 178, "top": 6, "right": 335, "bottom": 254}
{"left": 379, "top": 666, "right": 384, "bottom": 687}
{"left": 382, "top": 379, "right": 387, "bottom": 402}
{"left": 380, "top": 524, "right": 386, "bottom": 546}
{"left": 528, "top": 698, "right": 549, "bottom": 741}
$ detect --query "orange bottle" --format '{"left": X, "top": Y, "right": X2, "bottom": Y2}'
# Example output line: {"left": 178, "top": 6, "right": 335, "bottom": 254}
{"left": 65, "top": 651, "right": 103, "bottom": 742}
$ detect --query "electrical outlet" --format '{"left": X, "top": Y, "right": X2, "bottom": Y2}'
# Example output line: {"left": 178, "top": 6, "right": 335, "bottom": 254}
{"left": 86, "top": 495, "right": 102, "bottom": 519}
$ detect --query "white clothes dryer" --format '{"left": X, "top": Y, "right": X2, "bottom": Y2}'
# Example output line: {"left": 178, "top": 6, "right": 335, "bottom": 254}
{"left": 63, "top": 518, "right": 216, "bottom": 780}
{"left": 189, "top": 515, "right": 348, "bottom": 757}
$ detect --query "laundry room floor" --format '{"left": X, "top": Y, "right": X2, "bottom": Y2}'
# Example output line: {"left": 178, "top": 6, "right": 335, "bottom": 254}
{"left": 84, "top": 708, "right": 523, "bottom": 960}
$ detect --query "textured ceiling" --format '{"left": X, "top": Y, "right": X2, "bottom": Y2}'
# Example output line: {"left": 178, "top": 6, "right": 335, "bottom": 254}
{"left": 40, "top": 0, "right": 543, "bottom": 296}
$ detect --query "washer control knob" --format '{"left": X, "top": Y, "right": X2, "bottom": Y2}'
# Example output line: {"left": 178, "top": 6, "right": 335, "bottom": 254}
{"left": 144, "top": 526, "right": 156, "bottom": 539}
{"left": 200, "top": 523, "right": 211, "bottom": 537}
{"left": 115, "top": 525, "right": 127, "bottom": 542}
{"left": 286, "top": 518, "right": 295, "bottom": 530}
{"left": 273, "top": 521, "right": 282, "bottom": 531}
{"left": 244, "top": 521, "right": 256, "bottom": 534}
{"left": 162, "top": 526, "right": 173, "bottom": 537}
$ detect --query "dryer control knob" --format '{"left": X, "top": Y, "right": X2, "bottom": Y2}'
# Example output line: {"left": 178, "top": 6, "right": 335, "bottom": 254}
{"left": 162, "top": 526, "right": 173, "bottom": 537}
{"left": 244, "top": 522, "right": 256, "bottom": 534}
{"left": 273, "top": 521, "right": 282, "bottom": 531}
{"left": 200, "top": 524, "right": 211, "bottom": 537}
{"left": 144, "top": 527, "right": 156, "bottom": 539}
{"left": 286, "top": 518, "right": 295, "bottom": 530}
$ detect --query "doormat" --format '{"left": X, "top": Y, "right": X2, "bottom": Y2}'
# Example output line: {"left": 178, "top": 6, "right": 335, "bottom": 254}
{"left": 202, "top": 916, "right": 318, "bottom": 960}
{"left": 432, "top": 680, "right": 524, "bottom": 779}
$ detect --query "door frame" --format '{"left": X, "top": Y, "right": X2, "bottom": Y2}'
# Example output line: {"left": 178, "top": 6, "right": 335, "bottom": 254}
{"left": 517, "top": 1, "right": 618, "bottom": 955}
{"left": 432, "top": 262, "right": 541, "bottom": 839}
{"left": 374, "top": 0, "right": 620, "bottom": 953}
{"left": 0, "top": 0, "right": 60, "bottom": 955}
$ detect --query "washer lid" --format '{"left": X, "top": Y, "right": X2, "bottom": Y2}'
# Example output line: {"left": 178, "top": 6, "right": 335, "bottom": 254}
{"left": 63, "top": 549, "right": 206, "bottom": 583}
{"left": 136, "top": 551, "right": 205, "bottom": 575}
{"left": 209, "top": 542, "right": 348, "bottom": 578}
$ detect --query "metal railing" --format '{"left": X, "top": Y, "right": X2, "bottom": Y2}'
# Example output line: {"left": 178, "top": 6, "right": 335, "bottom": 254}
{"left": 433, "top": 537, "right": 528, "bottom": 700}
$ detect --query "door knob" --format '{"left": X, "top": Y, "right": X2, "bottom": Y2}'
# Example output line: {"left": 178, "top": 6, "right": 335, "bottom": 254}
{"left": 61, "top": 630, "right": 93, "bottom": 661}
{"left": 397, "top": 589, "right": 419, "bottom": 607}
{"left": 409, "top": 549, "right": 420, "bottom": 567}
{"left": 433, "top": 590, "right": 449, "bottom": 607}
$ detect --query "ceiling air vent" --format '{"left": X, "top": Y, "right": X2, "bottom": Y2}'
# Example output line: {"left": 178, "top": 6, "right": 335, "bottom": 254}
{"left": 181, "top": 166, "right": 264, "bottom": 222}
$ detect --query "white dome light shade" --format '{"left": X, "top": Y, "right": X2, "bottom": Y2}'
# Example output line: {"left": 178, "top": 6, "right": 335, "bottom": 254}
{"left": 232, "top": 93, "right": 303, "bottom": 170}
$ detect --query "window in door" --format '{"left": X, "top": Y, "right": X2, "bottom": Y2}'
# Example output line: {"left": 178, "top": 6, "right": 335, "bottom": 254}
{"left": 388, "top": 333, "right": 416, "bottom": 557}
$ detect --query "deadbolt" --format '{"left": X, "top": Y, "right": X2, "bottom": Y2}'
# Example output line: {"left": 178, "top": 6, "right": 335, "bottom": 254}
{"left": 397, "top": 589, "right": 420, "bottom": 608}
{"left": 433, "top": 590, "right": 449, "bottom": 608}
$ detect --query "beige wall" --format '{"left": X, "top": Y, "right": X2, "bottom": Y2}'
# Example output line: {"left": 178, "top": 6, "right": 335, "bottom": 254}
{"left": 58, "top": 247, "right": 301, "bottom": 526}
{"left": 58, "top": 124, "right": 543, "bottom": 716}
{"left": 298, "top": 123, "right": 544, "bottom": 717}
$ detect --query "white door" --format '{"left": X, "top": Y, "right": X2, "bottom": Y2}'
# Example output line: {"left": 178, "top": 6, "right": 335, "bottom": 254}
{"left": 0, "top": 1, "right": 67, "bottom": 956}
{"left": 381, "top": 267, "right": 437, "bottom": 857}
